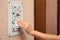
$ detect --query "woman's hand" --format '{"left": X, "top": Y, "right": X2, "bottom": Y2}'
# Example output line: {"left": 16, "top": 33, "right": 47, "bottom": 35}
{"left": 17, "top": 20, "right": 34, "bottom": 34}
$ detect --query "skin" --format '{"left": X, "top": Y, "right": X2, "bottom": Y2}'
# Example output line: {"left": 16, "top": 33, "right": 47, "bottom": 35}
{"left": 17, "top": 20, "right": 60, "bottom": 40}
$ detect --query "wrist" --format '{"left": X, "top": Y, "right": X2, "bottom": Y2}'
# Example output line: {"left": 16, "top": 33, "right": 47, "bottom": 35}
{"left": 29, "top": 30, "right": 35, "bottom": 35}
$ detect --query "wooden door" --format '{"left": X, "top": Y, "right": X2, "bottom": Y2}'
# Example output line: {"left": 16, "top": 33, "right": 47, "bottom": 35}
{"left": 34, "top": 0, "right": 46, "bottom": 40}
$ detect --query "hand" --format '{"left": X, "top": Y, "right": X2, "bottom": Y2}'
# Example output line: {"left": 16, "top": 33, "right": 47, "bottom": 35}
{"left": 17, "top": 20, "right": 34, "bottom": 34}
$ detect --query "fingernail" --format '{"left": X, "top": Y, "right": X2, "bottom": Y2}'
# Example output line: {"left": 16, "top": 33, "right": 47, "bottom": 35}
{"left": 17, "top": 20, "right": 20, "bottom": 22}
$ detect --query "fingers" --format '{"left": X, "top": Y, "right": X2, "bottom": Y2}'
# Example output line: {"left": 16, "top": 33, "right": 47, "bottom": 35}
{"left": 17, "top": 20, "right": 23, "bottom": 28}
{"left": 17, "top": 20, "right": 33, "bottom": 34}
{"left": 17, "top": 20, "right": 26, "bottom": 28}
{"left": 17, "top": 20, "right": 30, "bottom": 29}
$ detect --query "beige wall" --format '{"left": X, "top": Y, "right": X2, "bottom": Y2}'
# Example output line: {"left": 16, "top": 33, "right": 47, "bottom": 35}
{"left": 0, "top": 0, "right": 34, "bottom": 40}
{"left": 46, "top": 0, "right": 57, "bottom": 35}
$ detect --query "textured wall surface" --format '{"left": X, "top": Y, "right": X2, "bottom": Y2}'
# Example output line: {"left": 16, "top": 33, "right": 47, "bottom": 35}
{"left": 0, "top": 0, "right": 34, "bottom": 40}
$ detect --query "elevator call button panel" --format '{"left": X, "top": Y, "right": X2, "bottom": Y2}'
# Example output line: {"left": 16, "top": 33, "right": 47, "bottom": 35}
{"left": 8, "top": 0, "right": 23, "bottom": 37}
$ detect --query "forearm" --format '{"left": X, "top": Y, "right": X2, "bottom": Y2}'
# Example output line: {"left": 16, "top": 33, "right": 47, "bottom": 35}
{"left": 30, "top": 30, "right": 59, "bottom": 40}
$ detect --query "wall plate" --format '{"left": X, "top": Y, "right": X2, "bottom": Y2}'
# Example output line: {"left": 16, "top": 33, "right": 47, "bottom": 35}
{"left": 8, "top": 0, "right": 23, "bottom": 37}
